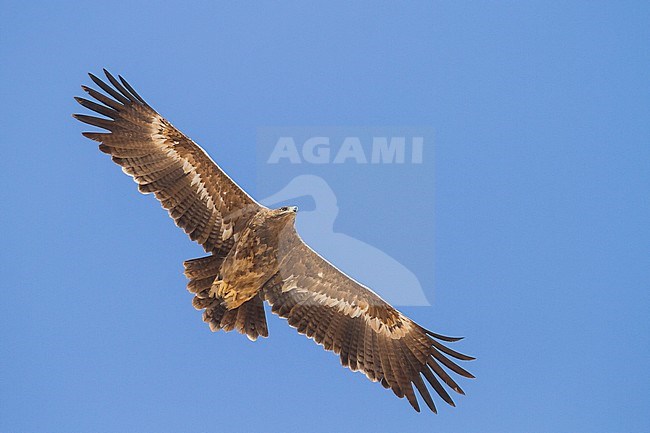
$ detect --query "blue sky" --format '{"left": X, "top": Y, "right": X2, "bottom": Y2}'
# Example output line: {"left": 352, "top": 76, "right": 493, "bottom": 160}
{"left": 1, "top": 1, "right": 649, "bottom": 432}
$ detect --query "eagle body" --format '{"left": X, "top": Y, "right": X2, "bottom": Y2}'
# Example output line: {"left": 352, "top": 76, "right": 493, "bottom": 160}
{"left": 74, "top": 70, "right": 474, "bottom": 413}
{"left": 207, "top": 206, "right": 297, "bottom": 310}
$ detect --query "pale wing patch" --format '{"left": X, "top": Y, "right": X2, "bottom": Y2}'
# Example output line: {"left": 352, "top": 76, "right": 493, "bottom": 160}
{"left": 151, "top": 119, "right": 215, "bottom": 208}
{"left": 280, "top": 280, "right": 413, "bottom": 339}
{"left": 365, "top": 312, "right": 413, "bottom": 338}
{"left": 221, "top": 221, "right": 233, "bottom": 241}
{"left": 281, "top": 275, "right": 299, "bottom": 293}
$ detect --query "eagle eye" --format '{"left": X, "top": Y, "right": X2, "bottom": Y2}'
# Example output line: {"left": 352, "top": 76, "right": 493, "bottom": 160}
{"left": 280, "top": 206, "right": 288, "bottom": 212}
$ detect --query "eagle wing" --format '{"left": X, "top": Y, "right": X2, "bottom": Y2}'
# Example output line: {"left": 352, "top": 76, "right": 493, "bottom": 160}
{"left": 263, "top": 229, "right": 474, "bottom": 413}
{"left": 73, "top": 70, "right": 262, "bottom": 253}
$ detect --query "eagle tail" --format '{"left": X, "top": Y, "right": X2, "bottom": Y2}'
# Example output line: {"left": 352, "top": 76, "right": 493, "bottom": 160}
{"left": 183, "top": 255, "right": 269, "bottom": 341}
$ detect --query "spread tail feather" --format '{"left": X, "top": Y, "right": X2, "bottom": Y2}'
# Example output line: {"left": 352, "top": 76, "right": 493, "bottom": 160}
{"left": 183, "top": 255, "right": 268, "bottom": 341}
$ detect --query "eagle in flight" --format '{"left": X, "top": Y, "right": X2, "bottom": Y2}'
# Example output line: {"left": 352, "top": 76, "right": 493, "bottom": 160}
{"left": 73, "top": 70, "right": 474, "bottom": 413}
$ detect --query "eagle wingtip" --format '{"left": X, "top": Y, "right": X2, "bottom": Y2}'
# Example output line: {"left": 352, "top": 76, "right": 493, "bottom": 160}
{"left": 81, "top": 132, "right": 105, "bottom": 142}
{"left": 421, "top": 326, "right": 465, "bottom": 342}
{"left": 103, "top": 68, "right": 117, "bottom": 82}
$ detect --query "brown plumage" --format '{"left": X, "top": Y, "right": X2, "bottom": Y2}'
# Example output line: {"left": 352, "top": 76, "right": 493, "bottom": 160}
{"left": 74, "top": 69, "right": 474, "bottom": 413}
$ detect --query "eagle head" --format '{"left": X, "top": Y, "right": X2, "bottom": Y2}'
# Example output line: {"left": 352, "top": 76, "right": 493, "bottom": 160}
{"left": 277, "top": 206, "right": 298, "bottom": 214}
{"left": 272, "top": 205, "right": 298, "bottom": 219}
{"left": 265, "top": 206, "right": 298, "bottom": 224}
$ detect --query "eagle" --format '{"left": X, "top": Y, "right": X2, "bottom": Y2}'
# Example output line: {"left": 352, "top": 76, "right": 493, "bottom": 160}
{"left": 73, "top": 69, "right": 474, "bottom": 413}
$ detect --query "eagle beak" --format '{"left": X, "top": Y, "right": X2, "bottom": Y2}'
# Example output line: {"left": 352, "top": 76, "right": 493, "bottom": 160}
{"left": 290, "top": 206, "right": 298, "bottom": 213}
